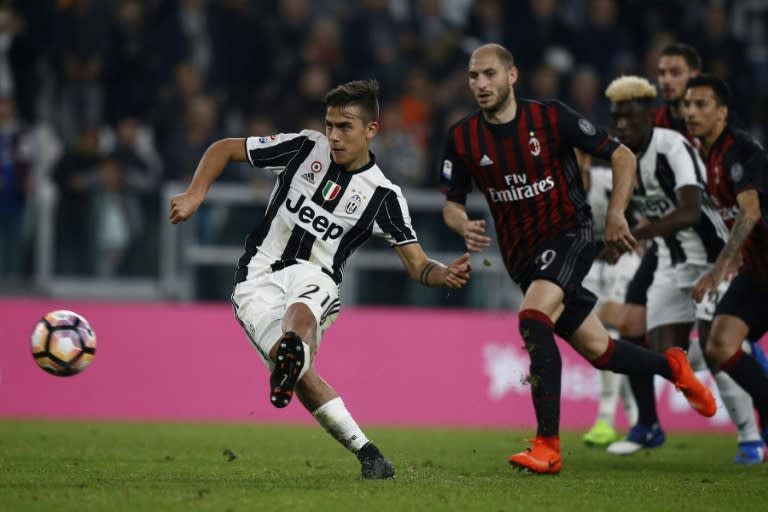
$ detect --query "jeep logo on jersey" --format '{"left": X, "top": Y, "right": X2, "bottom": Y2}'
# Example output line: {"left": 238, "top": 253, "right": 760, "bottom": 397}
{"left": 345, "top": 194, "right": 362, "bottom": 214}
{"left": 631, "top": 196, "right": 672, "bottom": 217}
{"left": 285, "top": 194, "right": 344, "bottom": 240}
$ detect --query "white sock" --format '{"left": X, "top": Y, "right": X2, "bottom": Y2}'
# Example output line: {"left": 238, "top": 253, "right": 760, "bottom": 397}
{"left": 714, "top": 371, "right": 761, "bottom": 443}
{"left": 597, "top": 370, "right": 621, "bottom": 425}
{"left": 690, "top": 338, "right": 760, "bottom": 443}
{"left": 312, "top": 397, "right": 369, "bottom": 452}
{"left": 686, "top": 337, "right": 708, "bottom": 372}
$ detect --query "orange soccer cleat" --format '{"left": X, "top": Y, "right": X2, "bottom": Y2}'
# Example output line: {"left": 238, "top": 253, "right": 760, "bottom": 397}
{"left": 664, "top": 347, "right": 717, "bottom": 417}
{"left": 508, "top": 436, "right": 562, "bottom": 475}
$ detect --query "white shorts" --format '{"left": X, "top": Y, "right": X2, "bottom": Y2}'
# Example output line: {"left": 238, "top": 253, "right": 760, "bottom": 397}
{"left": 646, "top": 260, "right": 728, "bottom": 332}
{"left": 583, "top": 251, "right": 642, "bottom": 307}
{"left": 231, "top": 262, "right": 340, "bottom": 370}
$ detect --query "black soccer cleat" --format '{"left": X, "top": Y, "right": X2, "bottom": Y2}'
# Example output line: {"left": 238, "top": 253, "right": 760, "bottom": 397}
{"left": 269, "top": 331, "right": 306, "bottom": 408}
{"left": 356, "top": 442, "right": 395, "bottom": 480}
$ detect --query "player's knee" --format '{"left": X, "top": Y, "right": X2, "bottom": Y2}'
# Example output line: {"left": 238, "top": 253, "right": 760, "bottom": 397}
{"left": 703, "top": 335, "right": 730, "bottom": 366}
{"left": 283, "top": 304, "right": 318, "bottom": 343}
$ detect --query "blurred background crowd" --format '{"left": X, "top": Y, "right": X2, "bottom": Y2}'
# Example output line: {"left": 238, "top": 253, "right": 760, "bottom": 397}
{"left": 0, "top": 0, "right": 766, "bottom": 304}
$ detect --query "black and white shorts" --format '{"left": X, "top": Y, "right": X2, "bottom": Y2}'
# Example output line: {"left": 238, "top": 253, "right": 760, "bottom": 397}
{"left": 231, "top": 262, "right": 340, "bottom": 368}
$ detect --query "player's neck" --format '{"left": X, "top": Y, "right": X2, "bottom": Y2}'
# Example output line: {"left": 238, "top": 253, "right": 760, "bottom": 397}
{"left": 667, "top": 99, "right": 683, "bottom": 120}
{"left": 483, "top": 96, "right": 517, "bottom": 124}
{"left": 340, "top": 151, "right": 371, "bottom": 172}
{"left": 700, "top": 123, "right": 726, "bottom": 154}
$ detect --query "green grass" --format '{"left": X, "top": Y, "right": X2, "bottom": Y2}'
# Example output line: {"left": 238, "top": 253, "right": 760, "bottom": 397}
{"left": 0, "top": 421, "right": 766, "bottom": 512}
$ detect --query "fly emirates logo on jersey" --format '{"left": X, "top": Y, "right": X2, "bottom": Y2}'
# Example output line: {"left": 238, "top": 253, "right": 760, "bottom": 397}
{"left": 487, "top": 173, "right": 555, "bottom": 203}
{"left": 285, "top": 193, "right": 344, "bottom": 240}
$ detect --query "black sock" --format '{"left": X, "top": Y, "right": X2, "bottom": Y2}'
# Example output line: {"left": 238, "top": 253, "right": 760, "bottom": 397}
{"left": 722, "top": 348, "right": 768, "bottom": 430}
{"left": 592, "top": 337, "right": 672, "bottom": 379}
{"left": 591, "top": 337, "right": 670, "bottom": 427}
{"left": 519, "top": 309, "right": 561, "bottom": 438}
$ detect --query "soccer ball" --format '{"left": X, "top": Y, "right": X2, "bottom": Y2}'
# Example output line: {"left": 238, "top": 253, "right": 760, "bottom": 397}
{"left": 30, "top": 310, "right": 97, "bottom": 377}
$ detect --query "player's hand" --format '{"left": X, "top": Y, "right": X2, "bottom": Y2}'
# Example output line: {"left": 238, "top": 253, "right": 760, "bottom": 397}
{"left": 596, "top": 245, "right": 621, "bottom": 264}
{"left": 691, "top": 270, "right": 720, "bottom": 303}
{"left": 169, "top": 191, "right": 204, "bottom": 224}
{"left": 443, "top": 252, "right": 472, "bottom": 288}
{"left": 463, "top": 219, "right": 491, "bottom": 252}
{"left": 691, "top": 258, "right": 740, "bottom": 303}
{"left": 604, "top": 212, "right": 637, "bottom": 254}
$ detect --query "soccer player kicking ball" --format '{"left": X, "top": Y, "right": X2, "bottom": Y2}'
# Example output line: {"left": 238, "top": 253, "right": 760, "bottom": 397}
{"left": 170, "top": 80, "right": 472, "bottom": 479}
{"left": 440, "top": 43, "right": 715, "bottom": 475}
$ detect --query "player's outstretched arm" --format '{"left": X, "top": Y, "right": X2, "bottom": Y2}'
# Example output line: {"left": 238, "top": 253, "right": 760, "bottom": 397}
{"left": 169, "top": 138, "right": 248, "bottom": 224}
{"left": 394, "top": 244, "right": 471, "bottom": 288}
{"left": 442, "top": 200, "right": 491, "bottom": 252}
{"left": 605, "top": 144, "right": 637, "bottom": 253}
{"left": 692, "top": 189, "right": 760, "bottom": 303}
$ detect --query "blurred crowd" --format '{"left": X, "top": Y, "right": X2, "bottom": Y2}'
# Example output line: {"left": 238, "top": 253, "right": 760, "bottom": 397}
{"left": 0, "top": 0, "right": 766, "bottom": 293}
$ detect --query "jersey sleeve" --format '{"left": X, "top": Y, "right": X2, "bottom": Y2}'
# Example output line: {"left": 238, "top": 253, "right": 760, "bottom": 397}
{"left": 664, "top": 132, "right": 704, "bottom": 190}
{"left": 554, "top": 101, "right": 619, "bottom": 160}
{"left": 372, "top": 188, "right": 418, "bottom": 246}
{"left": 244, "top": 131, "right": 313, "bottom": 174}
{"left": 438, "top": 130, "right": 473, "bottom": 205}
{"left": 730, "top": 137, "right": 768, "bottom": 196}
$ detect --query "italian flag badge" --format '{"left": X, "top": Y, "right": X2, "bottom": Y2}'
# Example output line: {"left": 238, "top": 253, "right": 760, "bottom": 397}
{"left": 322, "top": 181, "right": 342, "bottom": 201}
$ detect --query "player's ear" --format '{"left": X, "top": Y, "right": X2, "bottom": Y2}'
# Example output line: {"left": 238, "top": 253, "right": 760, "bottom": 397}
{"left": 717, "top": 104, "right": 728, "bottom": 123}
{"left": 508, "top": 66, "right": 519, "bottom": 87}
{"left": 366, "top": 120, "right": 379, "bottom": 140}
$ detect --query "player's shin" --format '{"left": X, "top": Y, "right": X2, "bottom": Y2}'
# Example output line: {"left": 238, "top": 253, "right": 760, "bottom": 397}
{"left": 312, "top": 397, "right": 369, "bottom": 452}
{"left": 720, "top": 349, "right": 768, "bottom": 431}
{"left": 519, "top": 309, "right": 562, "bottom": 437}
{"left": 590, "top": 337, "right": 668, "bottom": 426}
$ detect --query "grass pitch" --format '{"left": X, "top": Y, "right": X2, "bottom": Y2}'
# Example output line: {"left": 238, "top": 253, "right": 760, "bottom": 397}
{"left": 0, "top": 420, "right": 765, "bottom": 512}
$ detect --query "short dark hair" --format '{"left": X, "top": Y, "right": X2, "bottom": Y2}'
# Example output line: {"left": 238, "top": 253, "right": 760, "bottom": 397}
{"left": 660, "top": 43, "right": 702, "bottom": 71}
{"left": 686, "top": 74, "right": 730, "bottom": 106}
{"left": 489, "top": 44, "right": 515, "bottom": 69}
{"left": 322, "top": 80, "right": 380, "bottom": 123}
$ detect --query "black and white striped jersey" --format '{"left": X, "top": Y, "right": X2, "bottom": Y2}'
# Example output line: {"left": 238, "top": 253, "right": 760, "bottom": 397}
{"left": 234, "top": 130, "right": 418, "bottom": 284}
{"left": 630, "top": 127, "right": 728, "bottom": 265}
{"left": 586, "top": 166, "right": 613, "bottom": 240}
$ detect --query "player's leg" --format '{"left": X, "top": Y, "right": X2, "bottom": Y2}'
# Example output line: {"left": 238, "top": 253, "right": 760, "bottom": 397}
{"left": 295, "top": 368, "right": 395, "bottom": 479}
{"left": 580, "top": 261, "right": 620, "bottom": 445}
{"left": 600, "top": 252, "right": 642, "bottom": 430}
{"left": 696, "top": 317, "right": 765, "bottom": 464}
{"left": 508, "top": 235, "right": 599, "bottom": 474}
{"left": 608, "top": 247, "right": 655, "bottom": 450}
{"left": 582, "top": 257, "right": 628, "bottom": 445}
{"left": 705, "top": 275, "right": 768, "bottom": 445}
{"left": 234, "top": 266, "right": 393, "bottom": 478}
{"left": 569, "top": 311, "right": 715, "bottom": 420}
{"left": 608, "top": 256, "right": 699, "bottom": 455}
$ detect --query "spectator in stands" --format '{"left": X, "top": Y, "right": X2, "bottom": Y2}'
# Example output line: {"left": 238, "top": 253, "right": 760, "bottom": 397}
{"left": 102, "top": 0, "right": 159, "bottom": 124}
{"left": 51, "top": 125, "right": 105, "bottom": 275}
{"left": 51, "top": 0, "right": 109, "bottom": 145}
{"left": 0, "top": 95, "right": 30, "bottom": 278}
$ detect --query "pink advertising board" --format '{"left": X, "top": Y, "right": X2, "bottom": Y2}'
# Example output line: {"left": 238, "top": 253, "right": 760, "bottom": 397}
{"left": 0, "top": 298, "right": 735, "bottom": 431}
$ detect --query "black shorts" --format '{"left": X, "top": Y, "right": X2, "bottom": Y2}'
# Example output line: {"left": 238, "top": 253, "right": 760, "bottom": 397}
{"left": 624, "top": 242, "right": 658, "bottom": 306}
{"left": 715, "top": 272, "right": 768, "bottom": 342}
{"left": 514, "top": 232, "right": 599, "bottom": 341}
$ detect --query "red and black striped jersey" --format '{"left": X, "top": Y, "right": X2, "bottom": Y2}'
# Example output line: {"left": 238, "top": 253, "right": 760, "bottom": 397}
{"left": 702, "top": 126, "right": 768, "bottom": 279}
{"left": 440, "top": 98, "right": 619, "bottom": 277}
